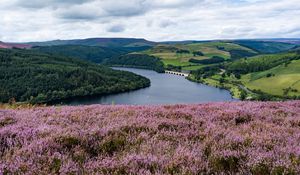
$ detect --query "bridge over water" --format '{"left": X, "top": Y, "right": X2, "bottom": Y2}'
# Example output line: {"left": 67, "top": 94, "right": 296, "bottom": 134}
{"left": 165, "top": 70, "right": 189, "bottom": 77}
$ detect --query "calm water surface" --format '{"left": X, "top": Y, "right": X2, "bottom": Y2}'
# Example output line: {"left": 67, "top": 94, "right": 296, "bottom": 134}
{"left": 66, "top": 68, "right": 237, "bottom": 105}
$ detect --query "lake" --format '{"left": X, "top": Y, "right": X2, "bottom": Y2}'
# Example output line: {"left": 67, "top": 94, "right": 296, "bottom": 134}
{"left": 65, "top": 68, "right": 237, "bottom": 105}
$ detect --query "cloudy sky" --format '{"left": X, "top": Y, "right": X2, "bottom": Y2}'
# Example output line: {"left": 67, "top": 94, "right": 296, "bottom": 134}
{"left": 1, "top": 0, "right": 300, "bottom": 42}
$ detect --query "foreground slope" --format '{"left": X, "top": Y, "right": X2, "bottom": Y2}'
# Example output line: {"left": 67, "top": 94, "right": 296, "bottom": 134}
{"left": 0, "top": 49, "right": 150, "bottom": 104}
{"left": 1, "top": 101, "right": 300, "bottom": 174}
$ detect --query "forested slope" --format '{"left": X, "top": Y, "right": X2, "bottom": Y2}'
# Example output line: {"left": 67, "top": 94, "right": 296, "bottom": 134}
{"left": 104, "top": 54, "right": 165, "bottom": 73}
{"left": 0, "top": 49, "right": 150, "bottom": 104}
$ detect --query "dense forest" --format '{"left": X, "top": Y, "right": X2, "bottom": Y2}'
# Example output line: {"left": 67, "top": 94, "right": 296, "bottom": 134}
{"left": 104, "top": 54, "right": 165, "bottom": 73}
{"left": 190, "top": 66, "right": 221, "bottom": 80}
{"left": 33, "top": 45, "right": 151, "bottom": 63}
{"left": 0, "top": 49, "right": 150, "bottom": 104}
{"left": 229, "top": 49, "right": 257, "bottom": 60}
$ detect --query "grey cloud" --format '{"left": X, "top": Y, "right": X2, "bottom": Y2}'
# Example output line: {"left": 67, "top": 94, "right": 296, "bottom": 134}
{"left": 159, "top": 20, "right": 177, "bottom": 28}
{"left": 57, "top": 0, "right": 149, "bottom": 21}
{"left": 59, "top": 12, "right": 98, "bottom": 20}
{"left": 15, "top": 0, "right": 94, "bottom": 9}
{"left": 1, "top": 0, "right": 300, "bottom": 42}
{"left": 107, "top": 25, "right": 125, "bottom": 33}
{"left": 147, "top": 0, "right": 204, "bottom": 8}
{"left": 56, "top": 0, "right": 204, "bottom": 21}
{"left": 104, "top": 7, "right": 146, "bottom": 17}
{"left": 101, "top": 0, "right": 148, "bottom": 17}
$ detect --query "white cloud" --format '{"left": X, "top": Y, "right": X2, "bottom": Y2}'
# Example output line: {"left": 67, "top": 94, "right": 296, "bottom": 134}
{"left": 0, "top": 0, "right": 299, "bottom": 42}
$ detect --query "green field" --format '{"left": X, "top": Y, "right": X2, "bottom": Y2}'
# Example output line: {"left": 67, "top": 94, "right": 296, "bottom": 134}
{"left": 241, "top": 59, "right": 300, "bottom": 96}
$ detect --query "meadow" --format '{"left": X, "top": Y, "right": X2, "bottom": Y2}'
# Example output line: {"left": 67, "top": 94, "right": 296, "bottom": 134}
{"left": 1, "top": 101, "right": 300, "bottom": 174}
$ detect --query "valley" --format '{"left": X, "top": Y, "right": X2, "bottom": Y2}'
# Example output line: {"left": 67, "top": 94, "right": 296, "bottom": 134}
{"left": 0, "top": 38, "right": 299, "bottom": 104}
{"left": 64, "top": 67, "right": 235, "bottom": 105}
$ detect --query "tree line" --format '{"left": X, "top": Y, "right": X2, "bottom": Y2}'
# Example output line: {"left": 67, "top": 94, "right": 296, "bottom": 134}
{"left": 104, "top": 54, "right": 165, "bottom": 73}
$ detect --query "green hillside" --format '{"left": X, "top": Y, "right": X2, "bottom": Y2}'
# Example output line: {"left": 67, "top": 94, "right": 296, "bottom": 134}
{"left": 241, "top": 59, "right": 300, "bottom": 97}
{"left": 0, "top": 49, "right": 150, "bottom": 104}
{"left": 227, "top": 52, "right": 298, "bottom": 74}
{"left": 189, "top": 51, "right": 300, "bottom": 100}
{"left": 141, "top": 41, "right": 257, "bottom": 71}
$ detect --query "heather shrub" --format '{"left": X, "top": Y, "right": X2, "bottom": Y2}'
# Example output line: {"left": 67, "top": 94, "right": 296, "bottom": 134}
{"left": 234, "top": 115, "right": 252, "bottom": 125}
{"left": 0, "top": 101, "right": 299, "bottom": 174}
{"left": 57, "top": 136, "right": 81, "bottom": 150}
{"left": 210, "top": 155, "right": 241, "bottom": 173}
{"left": 50, "top": 158, "right": 62, "bottom": 174}
{"left": 0, "top": 117, "right": 16, "bottom": 127}
{"left": 100, "top": 132, "right": 127, "bottom": 156}
{"left": 250, "top": 163, "right": 276, "bottom": 175}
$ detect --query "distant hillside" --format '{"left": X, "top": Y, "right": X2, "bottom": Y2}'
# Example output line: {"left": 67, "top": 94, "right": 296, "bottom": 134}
{"left": 32, "top": 45, "right": 128, "bottom": 63}
{"left": 0, "top": 48, "right": 150, "bottom": 104}
{"left": 232, "top": 40, "right": 297, "bottom": 53}
{"left": 260, "top": 38, "right": 300, "bottom": 45}
{"left": 26, "top": 38, "right": 156, "bottom": 48}
{"left": 32, "top": 44, "right": 154, "bottom": 63}
{"left": 141, "top": 41, "right": 258, "bottom": 71}
{"left": 0, "top": 41, "right": 31, "bottom": 49}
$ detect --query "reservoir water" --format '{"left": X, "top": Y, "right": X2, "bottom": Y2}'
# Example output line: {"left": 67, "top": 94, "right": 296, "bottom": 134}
{"left": 66, "top": 68, "right": 237, "bottom": 105}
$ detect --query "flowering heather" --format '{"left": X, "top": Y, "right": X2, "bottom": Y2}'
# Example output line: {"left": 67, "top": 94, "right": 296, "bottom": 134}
{"left": 0, "top": 101, "right": 300, "bottom": 174}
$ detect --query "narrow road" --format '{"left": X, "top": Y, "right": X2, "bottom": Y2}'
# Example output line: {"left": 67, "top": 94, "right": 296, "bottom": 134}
{"left": 238, "top": 84, "right": 253, "bottom": 94}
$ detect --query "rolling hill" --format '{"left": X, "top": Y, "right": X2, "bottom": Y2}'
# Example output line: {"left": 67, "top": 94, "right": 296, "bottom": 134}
{"left": 25, "top": 38, "right": 156, "bottom": 48}
{"left": 5, "top": 38, "right": 296, "bottom": 72}
{"left": 260, "top": 38, "right": 300, "bottom": 45}
{"left": 189, "top": 51, "right": 300, "bottom": 100}
{"left": 241, "top": 59, "right": 300, "bottom": 97}
{"left": 232, "top": 40, "right": 297, "bottom": 53}
{"left": 140, "top": 41, "right": 258, "bottom": 71}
